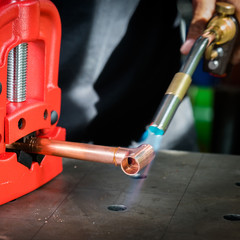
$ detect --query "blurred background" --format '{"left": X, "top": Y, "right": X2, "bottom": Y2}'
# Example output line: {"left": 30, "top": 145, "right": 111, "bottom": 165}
{"left": 54, "top": 0, "right": 240, "bottom": 155}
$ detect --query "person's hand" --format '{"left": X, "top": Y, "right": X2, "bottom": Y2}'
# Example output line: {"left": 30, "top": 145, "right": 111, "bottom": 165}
{"left": 180, "top": 0, "right": 240, "bottom": 65}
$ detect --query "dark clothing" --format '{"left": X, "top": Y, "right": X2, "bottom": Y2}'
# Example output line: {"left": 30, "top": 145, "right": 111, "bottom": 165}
{"left": 86, "top": 0, "right": 181, "bottom": 146}
{"left": 54, "top": 0, "right": 183, "bottom": 147}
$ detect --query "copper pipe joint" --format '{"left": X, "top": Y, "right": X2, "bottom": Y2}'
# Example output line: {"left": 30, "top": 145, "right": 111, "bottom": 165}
{"left": 121, "top": 144, "right": 155, "bottom": 176}
{"left": 6, "top": 138, "right": 155, "bottom": 176}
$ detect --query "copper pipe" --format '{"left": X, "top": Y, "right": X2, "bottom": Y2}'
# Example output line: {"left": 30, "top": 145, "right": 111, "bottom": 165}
{"left": 6, "top": 137, "right": 155, "bottom": 176}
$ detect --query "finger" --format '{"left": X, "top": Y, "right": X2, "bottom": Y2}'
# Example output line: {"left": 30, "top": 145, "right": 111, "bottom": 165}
{"left": 180, "top": 0, "right": 215, "bottom": 55}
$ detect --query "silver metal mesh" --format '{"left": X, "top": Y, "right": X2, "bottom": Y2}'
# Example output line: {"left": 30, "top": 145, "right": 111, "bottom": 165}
{"left": 7, "top": 43, "right": 28, "bottom": 102}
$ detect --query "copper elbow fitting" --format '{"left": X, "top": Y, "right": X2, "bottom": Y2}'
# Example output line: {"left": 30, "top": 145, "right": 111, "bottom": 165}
{"left": 121, "top": 144, "right": 155, "bottom": 176}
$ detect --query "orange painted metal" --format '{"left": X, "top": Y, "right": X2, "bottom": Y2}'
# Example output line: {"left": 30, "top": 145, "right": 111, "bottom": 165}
{"left": 0, "top": 0, "right": 63, "bottom": 205}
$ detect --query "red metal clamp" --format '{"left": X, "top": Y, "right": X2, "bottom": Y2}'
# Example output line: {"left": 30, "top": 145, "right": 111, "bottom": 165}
{"left": 0, "top": 0, "right": 66, "bottom": 205}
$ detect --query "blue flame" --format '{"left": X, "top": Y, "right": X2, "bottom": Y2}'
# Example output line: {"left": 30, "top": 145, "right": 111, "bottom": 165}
{"left": 140, "top": 129, "right": 163, "bottom": 152}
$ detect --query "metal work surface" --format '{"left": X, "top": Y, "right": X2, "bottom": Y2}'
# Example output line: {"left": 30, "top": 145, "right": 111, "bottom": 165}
{"left": 0, "top": 150, "right": 240, "bottom": 239}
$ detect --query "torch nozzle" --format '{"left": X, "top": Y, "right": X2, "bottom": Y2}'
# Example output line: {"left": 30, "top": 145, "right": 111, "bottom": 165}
{"left": 149, "top": 35, "right": 210, "bottom": 136}
{"left": 6, "top": 137, "right": 155, "bottom": 176}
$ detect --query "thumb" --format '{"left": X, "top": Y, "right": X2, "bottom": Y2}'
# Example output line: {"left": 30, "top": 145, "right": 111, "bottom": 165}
{"left": 180, "top": 0, "right": 215, "bottom": 55}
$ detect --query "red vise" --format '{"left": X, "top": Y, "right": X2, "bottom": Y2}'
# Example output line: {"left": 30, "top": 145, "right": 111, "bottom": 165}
{"left": 0, "top": 0, "right": 66, "bottom": 205}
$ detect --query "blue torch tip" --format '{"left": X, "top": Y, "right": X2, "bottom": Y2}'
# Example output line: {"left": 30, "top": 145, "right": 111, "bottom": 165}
{"left": 148, "top": 126, "right": 164, "bottom": 136}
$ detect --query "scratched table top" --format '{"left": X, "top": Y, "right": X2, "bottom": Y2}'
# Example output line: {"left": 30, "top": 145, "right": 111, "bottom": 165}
{"left": 0, "top": 150, "right": 240, "bottom": 240}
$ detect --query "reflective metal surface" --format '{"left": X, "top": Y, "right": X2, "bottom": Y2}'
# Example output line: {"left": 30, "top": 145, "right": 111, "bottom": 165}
{"left": 7, "top": 43, "right": 28, "bottom": 102}
{"left": 0, "top": 150, "right": 239, "bottom": 239}
{"left": 180, "top": 36, "right": 209, "bottom": 76}
{"left": 149, "top": 94, "right": 180, "bottom": 135}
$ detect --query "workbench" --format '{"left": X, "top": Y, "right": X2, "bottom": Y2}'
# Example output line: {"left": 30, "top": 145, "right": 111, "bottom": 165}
{"left": 0, "top": 150, "right": 240, "bottom": 239}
